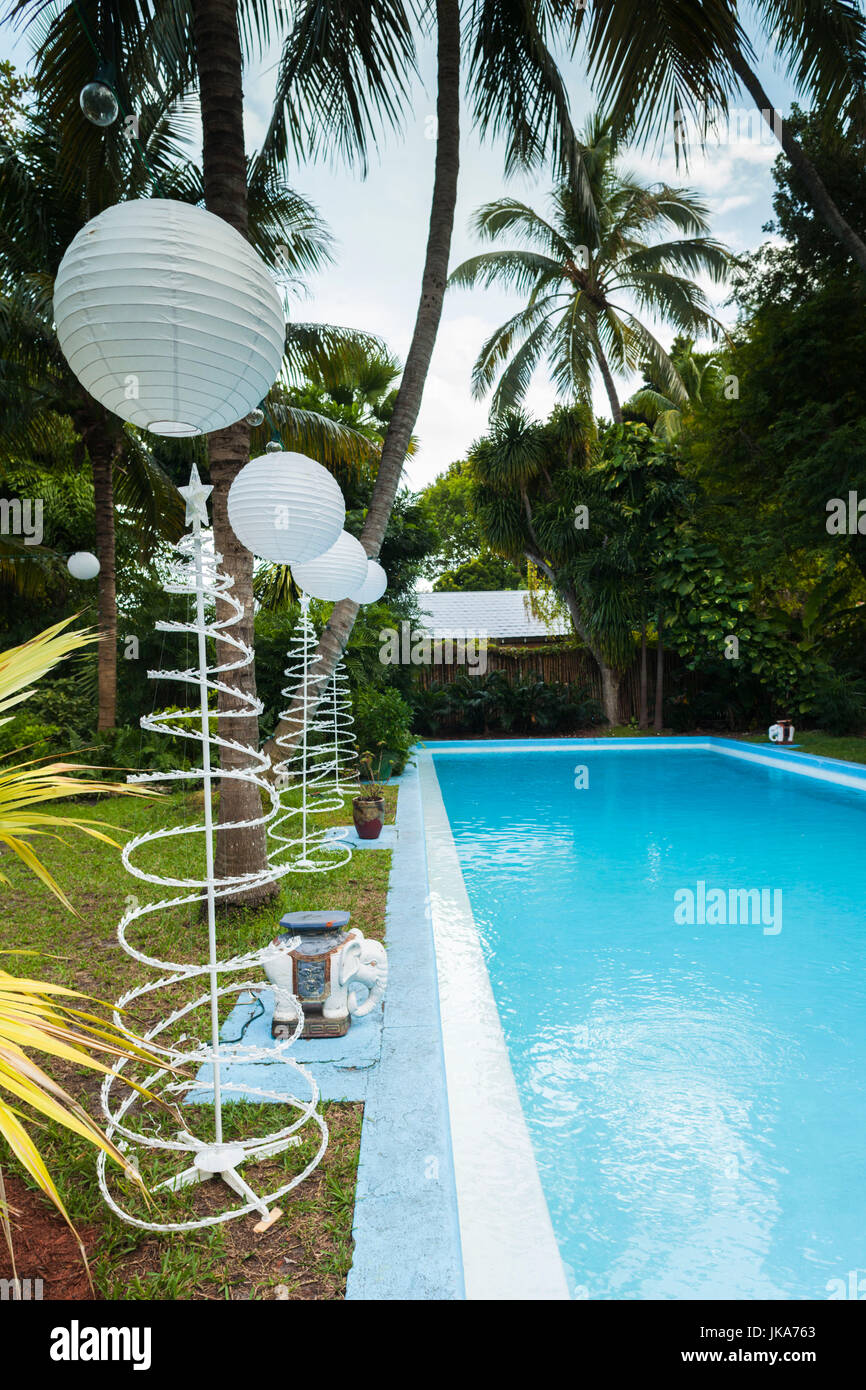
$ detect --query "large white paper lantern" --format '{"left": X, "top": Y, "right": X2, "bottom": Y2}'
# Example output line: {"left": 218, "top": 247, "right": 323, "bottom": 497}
{"left": 350, "top": 559, "right": 387, "bottom": 605}
{"left": 227, "top": 452, "right": 345, "bottom": 563}
{"left": 53, "top": 199, "right": 285, "bottom": 437}
{"left": 291, "top": 531, "right": 368, "bottom": 601}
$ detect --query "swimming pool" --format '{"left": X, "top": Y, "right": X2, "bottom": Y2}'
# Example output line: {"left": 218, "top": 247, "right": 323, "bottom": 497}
{"left": 422, "top": 738, "right": 866, "bottom": 1301}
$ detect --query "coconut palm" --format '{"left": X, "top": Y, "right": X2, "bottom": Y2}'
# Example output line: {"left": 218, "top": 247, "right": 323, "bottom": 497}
{"left": 573, "top": 0, "right": 866, "bottom": 272}
{"left": 260, "top": 0, "right": 592, "bottom": 763}
{"left": 0, "top": 100, "right": 192, "bottom": 730}
{"left": 626, "top": 335, "right": 723, "bottom": 441}
{"left": 450, "top": 113, "right": 731, "bottom": 425}
{"left": 4, "top": 3, "right": 396, "bottom": 901}
{"left": 12, "top": 0, "right": 866, "bottom": 810}
{"left": 0, "top": 80, "right": 372, "bottom": 796}
{"left": 467, "top": 402, "right": 633, "bottom": 724}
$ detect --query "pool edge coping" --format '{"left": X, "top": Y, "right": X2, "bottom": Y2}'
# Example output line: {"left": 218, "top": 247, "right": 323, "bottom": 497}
{"left": 345, "top": 757, "right": 465, "bottom": 1301}
{"left": 421, "top": 735, "right": 866, "bottom": 793}
{"left": 417, "top": 749, "right": 572, "bottom": 1301}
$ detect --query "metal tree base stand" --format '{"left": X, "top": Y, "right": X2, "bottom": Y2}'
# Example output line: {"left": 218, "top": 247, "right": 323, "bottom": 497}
{"left": 98, "top": 467, "right": 327, "bottom": 1233}
{"left": 268, "top": 595, "right": 352, "bottom": 874}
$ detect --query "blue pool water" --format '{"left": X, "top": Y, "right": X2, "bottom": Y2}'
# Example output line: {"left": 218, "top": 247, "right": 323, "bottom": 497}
{"left": 431, "top": 744, "right": 866, "bottom": 1300}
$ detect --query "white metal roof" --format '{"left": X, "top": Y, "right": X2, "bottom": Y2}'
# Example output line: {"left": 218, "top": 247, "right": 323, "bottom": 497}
{"left": 415, "top": 589, "right": 570, "bottom": 639}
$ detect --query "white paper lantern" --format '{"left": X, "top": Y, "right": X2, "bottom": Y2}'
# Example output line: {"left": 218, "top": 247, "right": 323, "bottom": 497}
{"left": 292, "top": 531, "right": 368, "bottom": 601}
{"left": 227, "top": 453, "right": 345, "bottom": 563}
{"left": 350, "top": 558, "right": 387, "bottom": 605}
{"left": 53, "top": 199, "right": 285, "bottom": 437}
{"left": 68, "top": 551, "right": 100, "bottom": 580}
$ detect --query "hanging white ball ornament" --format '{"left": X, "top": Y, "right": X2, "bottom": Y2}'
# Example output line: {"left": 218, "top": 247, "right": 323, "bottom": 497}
{"left": 350, "top": 559, "right": 387, "bottom": 605}
{"left": 291, "top": 531, "right": 368, "bottom": 602}
{"left": 68, "top": 551, "right": 100, "bottom": 581}
{"left": 53, "top": 199, "right": 285, "bottom": 437}
{"left": 227, "top": 452, "right": 345, "bottom": 564}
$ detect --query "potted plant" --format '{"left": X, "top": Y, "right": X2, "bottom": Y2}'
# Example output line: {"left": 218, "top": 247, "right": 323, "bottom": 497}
{"left": 353, "top": 747, "right": 387, "bottom": 840}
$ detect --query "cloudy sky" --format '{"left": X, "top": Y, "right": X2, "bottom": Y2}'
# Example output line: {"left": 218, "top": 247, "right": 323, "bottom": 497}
{"left": 2, "top": 8, "right": 800, "bottom": 490}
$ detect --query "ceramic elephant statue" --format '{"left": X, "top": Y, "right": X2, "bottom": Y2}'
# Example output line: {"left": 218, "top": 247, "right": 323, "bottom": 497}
{"left": 323, "top": 929, "right": 388, "bottom": 1024}
{"left": 262, "top": 911, "right": 387, "bottom": 1039}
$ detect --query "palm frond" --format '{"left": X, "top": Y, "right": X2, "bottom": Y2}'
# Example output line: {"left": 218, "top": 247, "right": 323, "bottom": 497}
{"left": 260, "top": 0, "right": 418, "bottom": 176}
{"left": 448, "top": 248, "right": 564, "bottom": 296}
{"left": 471, "top": 296, "right": 560, "bottom": 399}
{"left": 465, "top": 0, "right": 597, "bottom": 228}
{"left": 114, "top": 430, "right": 186, "bottom": 547}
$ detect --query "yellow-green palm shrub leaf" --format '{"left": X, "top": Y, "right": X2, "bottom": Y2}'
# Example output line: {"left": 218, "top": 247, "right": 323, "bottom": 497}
{"left": 0, "top": 625, "right": 159, "bottom": 912}
{"left": 0, "top": 626, "right": 178, "bottom": 1248}
{"left": 0, "top": 618, "right": 96, "bottom": 724}
{"left": 0, "top": 964, "right": 184, "bottom": 1242}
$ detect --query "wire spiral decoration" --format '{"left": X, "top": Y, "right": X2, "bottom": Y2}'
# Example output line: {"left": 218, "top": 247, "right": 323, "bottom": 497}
{"left": 98, "top": 472, "right": 327, "bottom": 1232}
{"left": 316, "top": 656, "right": 361, "bottom": 807}
{"left": 268, "top": 596, "right": 352, "bottom": 873}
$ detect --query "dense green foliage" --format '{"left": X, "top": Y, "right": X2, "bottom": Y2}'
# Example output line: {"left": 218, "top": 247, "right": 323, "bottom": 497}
{"left": 412, "top": 671, "right": 603, "bottom": 737}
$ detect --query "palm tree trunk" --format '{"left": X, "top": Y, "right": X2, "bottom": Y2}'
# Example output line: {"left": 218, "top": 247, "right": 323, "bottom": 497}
{"left": 639, "top": 614, "right": 648, "bottom": 728}
{"left": 653, "top": 613, "right": 664, "bottom": 733}
{"left": 730, "top": 53, "right": 866, "bottom": 272}
{"left": 599, "top": 663, "right": 621, "bottom": 727}
{"left": 263, "top": 0, "right": 461, "bottom": 765}
{"left": 548, "top": 567, "right": 622, "bottom": 727}
{"left": 191, "top": 0, "right": 276, "bottom": 906}
{"left": 595, "top": 340, "right": 623, "bottom": 423}
{"left": 89, "top": 434, "right": 118, "bottom": 731}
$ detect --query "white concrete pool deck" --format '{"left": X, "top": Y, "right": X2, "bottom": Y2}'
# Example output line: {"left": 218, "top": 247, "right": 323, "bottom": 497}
{"left": 417, "top": 752, "right": 571, "bottom": 1299}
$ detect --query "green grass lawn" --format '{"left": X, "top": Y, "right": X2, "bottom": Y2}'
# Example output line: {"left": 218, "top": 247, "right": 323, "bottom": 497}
{"left": 736, "top": 730, "right": 866, "bottom": 764}
{"left": 605, "top": 725, "right": 866, "bottom": 763}
{"left": 0, "top": 782, "right": 397, "bottom": 1300}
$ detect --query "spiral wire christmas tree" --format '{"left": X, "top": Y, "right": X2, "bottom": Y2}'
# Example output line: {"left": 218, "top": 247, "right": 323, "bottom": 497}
{"left": 98, "top": 466, "right": 327, "bottom": 1233}
{"left": 316, "top": 656, "right": 361, "bottom": 807}
{"left": 268, "top": 596, "right": 352, "bottom": 873}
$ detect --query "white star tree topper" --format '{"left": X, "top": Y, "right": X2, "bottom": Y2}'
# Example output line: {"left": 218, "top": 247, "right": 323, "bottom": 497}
{"left": 179, "top": 463, "right": 213, "bottom": 528}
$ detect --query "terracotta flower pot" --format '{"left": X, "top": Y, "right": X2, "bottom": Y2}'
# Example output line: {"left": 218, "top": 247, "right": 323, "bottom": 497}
{"left": 353, "top": 795, "right": 385, "bottom": 840}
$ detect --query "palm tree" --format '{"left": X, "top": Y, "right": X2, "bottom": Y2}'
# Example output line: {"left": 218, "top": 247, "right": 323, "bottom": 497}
{"left": 13, "top": 0, "right": 864, "bottom": 805}
{"left": 0, "top": 64, "right": 376, "bottom": 909}
{"left": 261, "top": 0, "right": 595, "bottom": 760}
{"left": 450, "top": 113, "right": 730, "bottom": 425}
{"left": 302, "top": 343, "right": 402, "bottom": 426}
{"left": 0, "top": 102, "right": 191, "bottom": 730}
{"left": 227, "top": 0, "right": 866, "bottom": 756}
{"left": 465, "top": 403, "right": 630, "bottom": 723}
{"left": 574, "top": 0, "right": 866, "bottom": 273}
{"left": 626, "top": 335, "right": 723, "bottom": 441}
{"left": 9, "top": 3, "right": 408, "bottom": 901}
{"left": 589, "top": 426, "right": 692, "bottom": 726}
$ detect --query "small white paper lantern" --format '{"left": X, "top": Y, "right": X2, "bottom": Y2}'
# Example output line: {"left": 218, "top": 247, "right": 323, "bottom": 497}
{"left": 53, "top": 199, "right": 285, "bottom": 437}
{"left": 68, "top": 551, "right": 100, "bottom": 580}
{"left": 350, "top": 558, "right": 387, "bottom": 605}
{"left": 292, "top": 531, "right": 368, "bottom": 601}
{"left": 227, "top": 453, "right": 345, "bottom": 563}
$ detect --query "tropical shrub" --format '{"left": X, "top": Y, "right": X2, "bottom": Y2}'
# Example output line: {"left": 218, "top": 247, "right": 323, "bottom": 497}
{"left": 0, "top": 713, "right": 62, "bottom": 761}
{"left": 411, "top": 673, "right": 602, "bottom": 736}
{"left": 805, "top": 671, "right": 866, "bottom": 737}
{"left": 354, "top": 687, "right": 414, "bottom": 775}
{"left": 0, "top": 621, "right": 173, "bottom": 1257}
